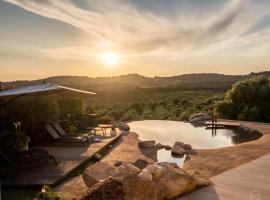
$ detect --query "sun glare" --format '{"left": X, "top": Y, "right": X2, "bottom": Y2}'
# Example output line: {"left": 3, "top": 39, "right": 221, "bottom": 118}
{"left": 101, "top": 52, "right": 118, "bottom": 66}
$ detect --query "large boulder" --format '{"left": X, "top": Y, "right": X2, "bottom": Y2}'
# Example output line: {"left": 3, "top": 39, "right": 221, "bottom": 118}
{"left": 122, "top": 174, "right": 165, "bottom": 200}
{"left": 82, "top": 162, "right": 118, "bottom": 187}
{"left": 117, "top": 122, "right": 130, "bottom": 131}
{"left": 77, "top": 178, "right": 125, "bottom": 200}
{"left": 171, "top": 143, "right": 185, "bottom": 156}
{"left": 139, "top": 140, "right": 156, "bottom": 148}
{"left": 140, "top": 162, "right": 211, "bottom": 199}
{"left": 79, "top": 162, "right": 211, "bottom": 200}
{"left": 113, "top": 163, "right": 140, "bottom": 179}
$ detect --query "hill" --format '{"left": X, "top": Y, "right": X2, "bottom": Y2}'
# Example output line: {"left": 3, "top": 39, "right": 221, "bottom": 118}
{"left": 3, "top": 71, "right": 270, "bottom": 92}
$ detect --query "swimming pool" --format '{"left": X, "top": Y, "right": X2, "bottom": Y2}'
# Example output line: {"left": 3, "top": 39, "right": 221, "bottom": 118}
{"left": 128, "top": 120, "right": 262, "bottom": 165}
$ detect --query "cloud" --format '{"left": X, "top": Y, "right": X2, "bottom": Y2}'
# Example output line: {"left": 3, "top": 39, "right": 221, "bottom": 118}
{"left": 3, "top": 0, "right": 270, "bottom": 60}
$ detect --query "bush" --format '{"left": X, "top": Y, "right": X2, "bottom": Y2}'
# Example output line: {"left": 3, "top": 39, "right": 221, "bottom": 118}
{"left": 214, "top": 76, "right": 270, "bottom": 122}
{"left": 35, "top": 185, "right": 64, "bottom": 200}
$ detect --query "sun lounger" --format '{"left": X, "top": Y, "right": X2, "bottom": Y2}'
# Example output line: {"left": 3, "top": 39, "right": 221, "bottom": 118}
{"left": 0, "top": 148, "right": 57, "bottom": 167}
{"left": 52, "top": 123, "right": 90, "bottom": 138}
{"left": 45, "top": 124, "right": 89, "bottom": 146}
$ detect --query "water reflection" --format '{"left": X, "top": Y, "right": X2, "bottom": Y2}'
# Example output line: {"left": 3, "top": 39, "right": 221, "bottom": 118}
{"left": 128, "top": 120, "right": 262, "bottom": 164}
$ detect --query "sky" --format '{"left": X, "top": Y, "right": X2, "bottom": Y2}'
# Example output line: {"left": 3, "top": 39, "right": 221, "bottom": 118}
{"left": 0, "top": 0, "right": 270, "bottom": 81}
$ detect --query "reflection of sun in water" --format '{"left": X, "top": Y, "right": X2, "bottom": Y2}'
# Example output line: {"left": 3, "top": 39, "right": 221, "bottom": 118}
{"left": 101, "top": 52, "right": 118, "bottom": 66}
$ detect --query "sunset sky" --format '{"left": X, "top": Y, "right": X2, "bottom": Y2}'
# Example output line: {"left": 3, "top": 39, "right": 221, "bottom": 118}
{"left": 1, "top": 0, "right": 270, "bottom": 81}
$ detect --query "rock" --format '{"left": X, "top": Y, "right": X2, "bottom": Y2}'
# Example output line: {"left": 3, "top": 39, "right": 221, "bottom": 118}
{"left": 113, "top": 163, "right": 140, "bottom": 179}
{"left": 114, "top": 161, "right": 123, "bottom": 167}
{"left": 77, "top": 178, "right": 125, "bottom": 200}
{"left": 117, "top": 122, "right": 130, "bottom": 131}
{"left": 156, "top": 143, "right": 165, "bottom": 149}
{"left": 164, "top": 145, "right": 172, "bottom": 150}
{"left": 183, "top": 144, "right": 192, "bottom": 150}
{"left": 191, "top": 171, "right": 212, "bottom": 187}
{"left": 189, "top": 113, "right": 211, "bottom": 123}
{"left": 121, "top": 130, "right": 129, "bottom": 136}
{"left": 141, "top": 162, "right": 211, "bottom": 199}
{"left": 138, "top": 169, "right": 153, "bottom": 181}
{"left": 82, "top": 162, "right": 118, "bottom": 187}
{"left": 171, "top": 144, "right": 185, "bottom": 156}
{"left": 133, "top": 159, "right": 149, "bottom": 169}
{"left": 81, "top": 162, "right": 212, "bottom": 200}
{"left": 185, "top": 149, "right": 197, "bottom": 155}
{"left": 171, "top": 153, "right": 185, "bottom": 158}
{"left": 139, "top": 140, "right": 156, "bottom": 148}
{"left": 175, "top": 141, "right": 185, "bottom": 147}
{"left": 122, "top": 174, "right": 165, "bottom": 200}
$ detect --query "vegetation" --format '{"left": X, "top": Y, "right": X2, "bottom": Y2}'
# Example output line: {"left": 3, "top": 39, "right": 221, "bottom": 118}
{"left": 35, "top": 186, "right": 64, "bottom": 200}
{"left": 2, "top": 72, "right": 270, "bottom": 147}
{"left": 89, "top": 89, "right": 223, "bottom": 122}
{"left": 215, "top": 76, "right": 270, "bottom": 122}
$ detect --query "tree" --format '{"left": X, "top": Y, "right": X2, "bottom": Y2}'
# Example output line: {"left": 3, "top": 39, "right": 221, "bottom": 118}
{"left": 214, "top": 76, "right": 270, "bottom": 122}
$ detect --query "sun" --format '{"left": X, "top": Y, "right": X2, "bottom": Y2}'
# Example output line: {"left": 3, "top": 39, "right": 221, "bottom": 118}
{"left": 101, "top": 52, "right": 118, "bottom": 66}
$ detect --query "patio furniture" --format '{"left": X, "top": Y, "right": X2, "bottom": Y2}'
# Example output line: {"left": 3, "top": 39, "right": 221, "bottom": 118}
{"left": 97, "top": 124, "right": 115, "bottom": 136}
{"left": 45, "top": 124, "right": 89, "bottom": 146}
{"left": 52, "top": 122, "right": 90, "bottom": 138}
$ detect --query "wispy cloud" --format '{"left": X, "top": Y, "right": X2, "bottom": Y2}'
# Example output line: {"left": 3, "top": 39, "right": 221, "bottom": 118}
{"left": 4, "top": 0, "right": 270, "bottom": 61}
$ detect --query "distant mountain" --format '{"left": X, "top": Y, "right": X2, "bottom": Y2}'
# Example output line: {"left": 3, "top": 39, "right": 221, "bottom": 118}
{"left": 3, "top": 71, "right": 270, "bottom": 92}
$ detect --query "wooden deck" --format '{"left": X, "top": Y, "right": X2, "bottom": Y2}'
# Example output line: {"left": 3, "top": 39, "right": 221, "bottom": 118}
{"left": 180, "top": 153, "right": 270, "bottom": 200}
{"left": 181, "top": 119, "right": 270, "bottom": 200}
{"left": 205, "top": 121, "right": 241, "bottom": 127}
{"left": 1, "top": 133, "right": 121, "bottom": 187}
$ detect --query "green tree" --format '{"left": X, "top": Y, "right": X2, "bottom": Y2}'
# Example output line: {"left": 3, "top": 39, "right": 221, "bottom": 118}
{"left": 214, "top": 76, "right": 270, "bottom": 122}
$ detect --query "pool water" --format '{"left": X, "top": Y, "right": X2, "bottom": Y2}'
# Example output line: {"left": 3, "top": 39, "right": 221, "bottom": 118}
{"left": 128, "top": 120, "right": 261, "bottom": 165}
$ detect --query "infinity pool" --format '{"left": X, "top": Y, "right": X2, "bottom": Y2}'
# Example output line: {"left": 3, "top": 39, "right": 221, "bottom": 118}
{"left": 128, "top": 120, "right": 262, "bottom": 165}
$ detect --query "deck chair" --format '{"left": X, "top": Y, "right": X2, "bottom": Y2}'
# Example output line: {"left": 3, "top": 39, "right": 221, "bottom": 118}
{"left": 45, "top": 124, "right": 89, "bottom": 146}
{"left": 53, "top": 123, "right": 104, "bottom": 143}
{"left": 53, "top": 123, "right": 90, "bottom": 138}
{"left": 0, "top": 148, "right": 57, "bottom": 167}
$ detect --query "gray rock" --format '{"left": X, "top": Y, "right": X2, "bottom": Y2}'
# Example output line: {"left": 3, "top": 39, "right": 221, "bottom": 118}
{"left": 156, "top": 143, "right": 165, "bottom": 149}
{"left": 175, "top": 141, "right": 185, "bottom": 147}
{"left": 164, "top": 145, "right": 172, "bottom": 150}
{"left": 117, "top": 122, "right": 130, "bottom": 131}
{"left": 185, "top": 149, "right": 197, "bottom": 155}
{"left": 133, "top": 159, "right": 149, "bottom": 169}
{"left": 183, "top": 144, "right": 192, "bottom": 150}
{"left": 171, "top": 144, "right": 185, "bottom": 156}
{"left": 139, "top": 140, "right": 156, "bottom": 148}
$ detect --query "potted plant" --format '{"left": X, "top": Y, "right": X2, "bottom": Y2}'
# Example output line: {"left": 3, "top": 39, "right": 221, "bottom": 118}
{"left": 13, "top": 121, "right": 30, "bottom": 151}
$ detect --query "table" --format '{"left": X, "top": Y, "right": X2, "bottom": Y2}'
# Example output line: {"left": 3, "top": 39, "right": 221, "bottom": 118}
{"left": 97, "top": 124, "right": 114, "bottom": 136}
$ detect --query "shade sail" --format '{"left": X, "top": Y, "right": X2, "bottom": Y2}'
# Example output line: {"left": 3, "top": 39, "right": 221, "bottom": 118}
{"left": 0, "top": 83, "right": 96, "bottom": 100}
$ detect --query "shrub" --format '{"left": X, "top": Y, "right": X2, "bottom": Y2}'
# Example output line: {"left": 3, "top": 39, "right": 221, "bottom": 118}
{"left": 35, "top": 185, "right": 64, "bottom": 200}
{"left": 214, "top": 76, "right": 270, "bottom": 122}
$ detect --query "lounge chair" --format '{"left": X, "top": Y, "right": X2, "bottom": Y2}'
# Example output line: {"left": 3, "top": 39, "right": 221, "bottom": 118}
{"left": 52, "top": 123, "right": 90, "bottom": 138}
{"left": 44, "top": 124, "right": 89, "bottom": 146}
{"left": 0, "top": 148, "right": 57, "bottom": 167}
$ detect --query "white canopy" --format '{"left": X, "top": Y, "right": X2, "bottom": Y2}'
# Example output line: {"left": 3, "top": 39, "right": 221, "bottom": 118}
{"left": 0, "top": 83, "right": 96, "bottom": 100}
